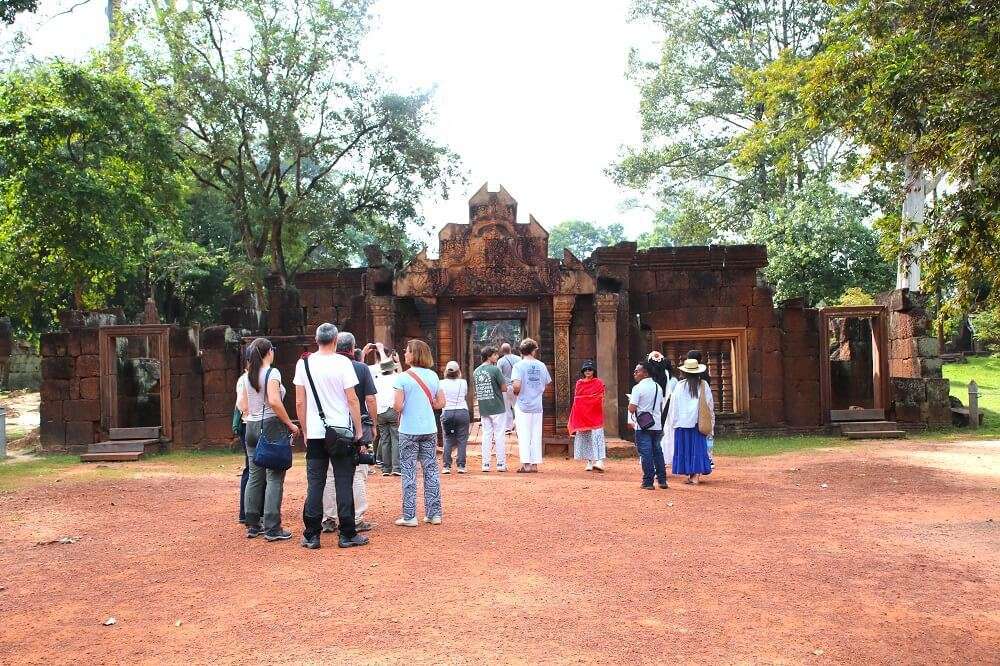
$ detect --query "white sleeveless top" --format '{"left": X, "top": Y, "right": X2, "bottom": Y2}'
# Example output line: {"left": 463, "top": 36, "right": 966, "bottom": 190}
{"left": 440, "top": 378, "right": 469, "bottom": 410}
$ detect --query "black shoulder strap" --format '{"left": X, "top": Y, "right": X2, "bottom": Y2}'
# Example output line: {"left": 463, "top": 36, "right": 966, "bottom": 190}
{"left": 302, "top": 356, "right": 328, "bottom": 428}
{"left": 259, "top": 367, "right": 273, "bottom": 420}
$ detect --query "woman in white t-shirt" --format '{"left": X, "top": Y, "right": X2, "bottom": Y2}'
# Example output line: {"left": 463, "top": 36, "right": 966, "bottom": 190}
{"left": 439, "top": 360, "right": 470, "bottom": 474}
{"left": 237, "top": 337, "right": 300, "bottom": 541}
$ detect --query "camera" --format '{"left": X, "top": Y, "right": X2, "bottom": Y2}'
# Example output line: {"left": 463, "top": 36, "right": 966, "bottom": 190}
{"left": 355, "top": 447, "right": 376, "bottom": 466}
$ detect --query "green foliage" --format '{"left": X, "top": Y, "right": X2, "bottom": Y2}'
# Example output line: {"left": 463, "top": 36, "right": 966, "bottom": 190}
{"left": 740, "top": 0, "right": 1000, "bottom": 314}
{"left": 748, "top": 181, "right": 894, "bottom": 305}
{"left": 547, "top": 219, "right": 625, "bottom": 259}
{"left": 834, "top": 287, "right": 876, "bottom": 307}
{"left": 614, "top": 0, "right": 840, "bottom": 239}
{"left": 0, "top": 0, "right": 36, "bottom": 24}
{"left": 0, "top": 61, "right": 183, "bottom": 334}
{"left": 636, "top": 192, "right": 721, "bottom": 248}
{"left": 943, "top": 355, "right": 1000, "bottom": 436}
{"left": 969, "top": 309, "right": 1000, "bottom": 351}
{"left": 127, "top": 0, "right": 461, "bottom": 290}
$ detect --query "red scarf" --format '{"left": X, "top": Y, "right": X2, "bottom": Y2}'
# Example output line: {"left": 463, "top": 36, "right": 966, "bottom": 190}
{"left": 567, "top": 377, "right": 606, "bottom": 434}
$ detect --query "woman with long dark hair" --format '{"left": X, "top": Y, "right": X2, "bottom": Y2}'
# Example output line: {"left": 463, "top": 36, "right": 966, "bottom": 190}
{"left": 237, "top": 337, "right": 300, "bottom": 540}
{"left": 666, "top": 358, "right": 714, "bottom": 485}
{"left": 646, "top": 351, "right": 678, "bottom": 465}
{"left": 568, "top": 360, "right": 606, "bottom": 471}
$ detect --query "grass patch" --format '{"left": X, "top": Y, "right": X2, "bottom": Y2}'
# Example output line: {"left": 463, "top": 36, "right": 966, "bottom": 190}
{"left": 942, "top": 355, "right": 1000, "bottom": 437}
{"left": 0, "top": 454, "right": 79, "bottom": 492}
{"left": 714, "top": 434, "right": 844, "bottom": 457}
{"left": 4, "top": 425, "right": 30, "bottom": 441}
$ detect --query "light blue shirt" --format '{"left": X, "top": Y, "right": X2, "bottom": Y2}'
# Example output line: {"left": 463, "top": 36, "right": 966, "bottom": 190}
{"left": 393, "top": 368, "right": 440, "bottom": 435}
{"left": 511, "top": 358, "right": 551, "bottom": 414}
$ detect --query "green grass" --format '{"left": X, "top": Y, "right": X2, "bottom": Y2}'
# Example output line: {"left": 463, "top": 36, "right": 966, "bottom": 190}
{"left": 714, "top": 434, "right": 844, "bottom": 457}
{"left": 3, "top": 425, "right": 30, "bottom": 441}
{"left": 0, "top": 454, "right": 80, "bottom": 491}
{"left": 942, "top": 355, "right": 1000, "bottom": 436}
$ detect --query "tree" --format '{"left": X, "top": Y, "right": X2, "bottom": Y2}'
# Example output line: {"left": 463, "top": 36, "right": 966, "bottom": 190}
{"left": 127, "top": 0, "right": 461, "bottom": 297}
{"left": 740, "top": 0, "right": 1000, "bottom": 313}
{"left": 547, "top": 219, "right": 626, "bottom": 259}
{"left": 0, "top": 61, "right": 183, "bottom": 331}
{"left": 0, "top": 0, "right": 37, "bottom": 24}
{"left": 748, "top": 180, "right": 894, "bottom": 306}
{"left": 611, "top": 0, "right": 841, "bottom": 239}
{"left": 636, "top": 192, "right": 721, "bottom": 248}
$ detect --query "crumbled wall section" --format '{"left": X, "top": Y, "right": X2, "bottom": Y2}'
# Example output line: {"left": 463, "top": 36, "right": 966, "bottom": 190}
{"left": 39, "top": 328, "right": 100, "bottom": 452}
{"left": 879, "top": 289, "right": 951, "bottom": 426}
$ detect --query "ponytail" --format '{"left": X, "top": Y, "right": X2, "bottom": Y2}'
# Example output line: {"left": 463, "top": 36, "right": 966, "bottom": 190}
{"left": 246, "top": 338, "right": 272, "bottom": 391}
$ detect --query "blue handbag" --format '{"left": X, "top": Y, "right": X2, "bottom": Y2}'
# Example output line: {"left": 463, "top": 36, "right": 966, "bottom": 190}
{"left": 251, "top": 368, "right": 293, "bottom": 471}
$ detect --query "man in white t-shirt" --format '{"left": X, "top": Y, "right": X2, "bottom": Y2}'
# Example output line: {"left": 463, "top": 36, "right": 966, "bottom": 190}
{"left": 497, "top": 343, "right": 520, "bottom": 432}
{"left": 511, "top": 338, "right": 551, "bottom": 473}
{"left": 294, "top": 323, "right": 366, "bottom": 550}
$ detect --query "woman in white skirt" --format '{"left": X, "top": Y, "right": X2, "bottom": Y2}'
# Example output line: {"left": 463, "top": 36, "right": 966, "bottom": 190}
{"left": 568, "top": 360, "right": 606, "bottom": 471}
{"left": 511, "top": 338, "right": 551, "bottom": 473}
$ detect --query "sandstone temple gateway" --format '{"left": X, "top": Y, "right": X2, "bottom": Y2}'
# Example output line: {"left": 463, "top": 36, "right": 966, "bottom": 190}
{"left": 37, "top": 185, "right": 951, "bottom": 455}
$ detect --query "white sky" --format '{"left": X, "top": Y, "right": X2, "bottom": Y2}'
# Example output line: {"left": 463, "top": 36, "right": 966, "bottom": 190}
{"left": 9, "top": 0, "right": 659, "bottom": 246}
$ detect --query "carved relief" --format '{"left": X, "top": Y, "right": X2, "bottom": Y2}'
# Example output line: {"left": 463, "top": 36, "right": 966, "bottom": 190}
{"left": 553, "top": 295, "right": 575, "bottom": 431}
{"left": 595, "top": 292, "right": 620, "bottom": 322}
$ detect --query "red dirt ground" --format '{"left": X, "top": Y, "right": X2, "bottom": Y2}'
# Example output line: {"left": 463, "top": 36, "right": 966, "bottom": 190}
{"left": 1, "top": 439, "right": 998, "bottom": 665}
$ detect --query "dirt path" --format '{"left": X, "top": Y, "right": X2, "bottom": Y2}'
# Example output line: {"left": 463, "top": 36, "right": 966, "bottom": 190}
{"left": 1, "top": 439, "right": 997, "bottom": 665}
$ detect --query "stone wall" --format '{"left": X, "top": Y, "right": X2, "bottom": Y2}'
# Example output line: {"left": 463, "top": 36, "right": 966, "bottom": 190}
{"left": 39, "top": 327, "right": 101, "bottom": 452}
{"left": 0, "top": 319, "right": 40, "bottom": 391}
{"left": 878, "top": 289, "right": 951, "bottom": 426}
{"left": 777, "top": 300, "right": 824, "bottom": 428}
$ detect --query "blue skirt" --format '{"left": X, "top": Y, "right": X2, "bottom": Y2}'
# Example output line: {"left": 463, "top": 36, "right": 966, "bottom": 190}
{"left": 672, "top": 427, "right": 712, "bottom": 475}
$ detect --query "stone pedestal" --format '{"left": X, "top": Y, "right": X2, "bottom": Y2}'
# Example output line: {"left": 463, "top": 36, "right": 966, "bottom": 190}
{"left": 552, "top": 295, "right": 575, "bottom": 433}
{"left": 595, "top": 292, "right": 620, "bottom": 438}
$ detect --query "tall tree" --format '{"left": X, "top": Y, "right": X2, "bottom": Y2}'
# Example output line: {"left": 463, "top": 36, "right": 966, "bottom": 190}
{"left": 128, "top": 0, "right": 460, "bottom": 294}
{"left": 547, "top": 219, "right": 626, "bottom": 259}
{"left": 0, "top": 61, "right": 182, "bottom": 330}
{"left": 611, "top": 0, "right": 840, "bottom": 238}
{"left": 0, "top": 0, "right": 36, "bottom": 23}
{"left": 748, "top": 180, "right": 894, "bottom": 305}
{"left": 740, "top": 0, "right": 1000, "bottom": 312}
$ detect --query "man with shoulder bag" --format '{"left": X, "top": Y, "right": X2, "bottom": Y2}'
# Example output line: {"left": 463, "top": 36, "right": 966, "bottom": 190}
{"left": 627, "top": 361, "right": 668, "bottom": 490}
{"left": 294, "top": 323, "right": 368, "bottom": 549}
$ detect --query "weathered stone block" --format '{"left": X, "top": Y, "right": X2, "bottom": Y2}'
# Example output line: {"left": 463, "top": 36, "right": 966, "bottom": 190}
{"left": 751, "top": 398, "right": 784, "bottom": 426}
{"left": 890, "top": 338, "right": 917, "bottom": 360}
{"left": 891, "top": 377, "right": 927, "bottom": 404}
{"left": 40, "top": 399, "right": 63, "bottom": 422}
{"left": 200, "top": 325, "right": 234, "bottom": 350}
{"left": 722, "top": 269, "right": 757, "bottom": 287}
{"left": 204, "top": 392, "right": 235, "bottom": 417}
{"left": 78, "top": 329, "right": 99, "bottom": 355}
{"left": 64, "top": 421, "right": 95, "bottom": 447}
{"left": 63, "top": 399, "right": 100, "bottom": 422}
{"left": 41, "top": 357, "right": 73, "bottom": 380}
{"left": 76, "top": 354, "right": 99, "bottom": 378}
{"left": 170, "top": 354, "right": 202, "bottom": 375}
{"left": 890, "top": 357, "right": 921, "bottom": 378}
{"left": 40, "top": 419, "right": 65, "bottom": 448}
{"left": 762, "top": 351, "right": 783, "bottom": 390}
{"left": 631, "top": 270, "right": 657, "bottom": 293}
{"left": 894, "top": 403, "right": 923, "bottom": 423}
{"left": 170, "top": 327, "right": 199, "bottom": 357}
{"left": 690, "top": 271, "right": 722, "bottom": 289}
{"left": 173, "top": 396, "right": 205, "bottom": 421}
{"left": 40, "top": 379, "right": 70, "bottom": 401}
{"left": 748, "top": 306, "right": 777, "bottom": 328}
{"left": 202, "top": 370, "right": 230, "bottom": 395}
{"left": 205, "top": 416, "right": 236, "bottom": 443}
{"left": 79, "top": 377, "right": 100, "bottom": 400}
{"left": 890, "top": 312, "right": 929, "bottom": 340}
{"left": 916, "top": 336, "right": 940, "bottom": 358}
{"left": 655, "top": 271, "right": 689, "bottom": 291}
{"left": 786, "top": 358, "right": 820, "bottom": 382}
{"left": 40, "top": 332, "right": 68, "bottom": 357}
{"left": 920, "top": 357, "right": 943, "bottom": 378}
{"left": 752, "top": 286, "right": 774, "bottom": 308}
{"left": 176, "top": 419, "right": 205, "bottom": 446}
{"left": 67, "top": 334, "right": 80, "bottom": 357}
{"left": 762, "top": 328, "right": 782, "bottom": 354}
{"left": 201, "top": 349, "right": 233, "bottom": 372}
{"left": 69, "top": 377, "right": 80, "bottom": 400}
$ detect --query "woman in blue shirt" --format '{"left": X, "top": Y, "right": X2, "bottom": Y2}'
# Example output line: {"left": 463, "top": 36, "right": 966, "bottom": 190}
{"left": 393, "top": 339, "right": 446, "bottom": 527}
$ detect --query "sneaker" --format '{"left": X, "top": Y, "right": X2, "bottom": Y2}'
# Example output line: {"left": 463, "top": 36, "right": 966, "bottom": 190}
{"left": 355, "top": 521, "right": 373, "bottom": 532}
{"left": 442, "top": 467, "right": 451, "bottom": 475}
{"left": 246, "top": 526, "right": 263, "bottom": 539}
{"left": 338, "top": 534, "right": 370, "bottom": 548}
{"left": 300, "top": 535, "right": 321, "bottom": 550}
{"left": 391, "top": 471, "right": 402, "bottom": 476}
{"left": 481, "top": 466, "right": 490, "bottom": 473}
{"left": 585, "top": 462, "right": 593, "bottom": 471}
{"left": 658, "top": 482, "right": 669, "bottom": 489}
{"left": 593, "top": 461, "right": 605, "bottom": 473}
{"left": 496, "top": 465, "right": 507, "bottom": 472}
{"left": 264, "top": 529, "right": 293, "bottom": 542}
{"left": 394, "top": 517, "right": 418, "bottom": 527}
{"left": 382, "top": 470, "right": 391, "bottom": 476}
{"left": 422, "top": 516, "right": 442, "bottom": 525}
{"left": 640, "top": 484, "right": 655, "bottom": 490}
{"left": 457, "top": 466, "right": 467, "bottom": 474}
{"left": 321, "top": 519, "right": 338, "bottom": 533}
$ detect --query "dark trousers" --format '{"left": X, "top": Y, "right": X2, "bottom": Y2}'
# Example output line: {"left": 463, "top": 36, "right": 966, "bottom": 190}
{"left": 634, "top": 429, "right": 666, "bottom": 486}
{"left": 441, "top": 409, "right": 470, "bottom": 468}
{"left": 303, "top": 438, "right": 357, "bottom": 540}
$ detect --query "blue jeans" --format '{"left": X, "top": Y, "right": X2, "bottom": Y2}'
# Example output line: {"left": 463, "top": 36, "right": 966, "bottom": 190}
{"left": 634, "top": 429, "right": 666, "bottom": 486}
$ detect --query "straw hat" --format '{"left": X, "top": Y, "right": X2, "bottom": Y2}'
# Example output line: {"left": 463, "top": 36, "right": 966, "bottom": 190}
{"left": 678, "top": 358, "right": 707, "bottom": 374}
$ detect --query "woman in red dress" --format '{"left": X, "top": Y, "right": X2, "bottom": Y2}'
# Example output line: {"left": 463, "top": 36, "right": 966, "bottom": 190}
{"left": 568, "top": 360, "right": 607, "bottom": 472}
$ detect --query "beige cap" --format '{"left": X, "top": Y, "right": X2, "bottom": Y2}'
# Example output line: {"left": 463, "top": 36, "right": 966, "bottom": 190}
{"left": 445, "top": 360, "right": 460, "bottom": 373}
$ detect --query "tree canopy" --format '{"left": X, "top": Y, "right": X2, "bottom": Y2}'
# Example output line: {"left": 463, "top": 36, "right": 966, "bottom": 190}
{"left": 0, "top": 0, "right": 37, "bottom": 24}
{"left": 127, "top": 0, "right": 461, "bottom": 292}
{"left": 0, "top": 61, "right": 183, "bottom": 334}
{"left": 547, "top": 219, "right": 626, "bottom": 259}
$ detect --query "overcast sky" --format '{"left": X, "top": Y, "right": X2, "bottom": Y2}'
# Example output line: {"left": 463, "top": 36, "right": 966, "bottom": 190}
{"left": 10, "top": 0, "right": 659, "bottom": 246}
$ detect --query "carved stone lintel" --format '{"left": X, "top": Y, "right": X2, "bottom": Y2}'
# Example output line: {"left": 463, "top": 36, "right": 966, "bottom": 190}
{"left": 552, "top": 295, "right": 576, "bottom": 432}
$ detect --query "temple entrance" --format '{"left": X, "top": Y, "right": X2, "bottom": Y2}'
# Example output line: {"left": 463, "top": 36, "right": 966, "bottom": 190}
{"left": 98, "top": 325, "right": 172, "bottom": 439}
{"left": 819, "top": 306, "right": 889, "bottom": 422}
{"left": 463, "top": 310, "right": 525, "bottom": 417}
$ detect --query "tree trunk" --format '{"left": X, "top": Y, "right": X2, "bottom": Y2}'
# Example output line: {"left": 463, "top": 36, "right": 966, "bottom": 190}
{"left": 897, "top": 157, "right": 927, "bottom": 291}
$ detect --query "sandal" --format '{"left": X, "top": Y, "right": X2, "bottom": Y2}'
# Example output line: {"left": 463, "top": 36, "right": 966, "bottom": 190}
{"left": 516, "top": 467, "right": 529, "bottom": 473}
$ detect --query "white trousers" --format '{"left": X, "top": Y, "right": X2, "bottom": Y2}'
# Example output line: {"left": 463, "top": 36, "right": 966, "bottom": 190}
{"left": 480, "top": 413, "right": 507, "bottom": 469}
{"left": 515, "top": 407, "right": 544, "bottom": 464}
{"left": 323, "top": 462, "right": 368, "bottom": 522}
{"left": 502, "top": 389, "right": 516, "bottom": 431}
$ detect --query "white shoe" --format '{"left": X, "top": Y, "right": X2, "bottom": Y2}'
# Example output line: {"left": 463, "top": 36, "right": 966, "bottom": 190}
{"left": 585, "top": 461, "right": 593, "bottom": 471}
{"left": 422, "top": 516, "right": 442, "bottom": 525}
{"left": 593, "top": 460, "right": 605, "bottom": 472}
{"left": 394, "top": 517, "right": 418, "bottom": 527}
{"left": 442, "top": 467, "right": 450, "bottom": 474}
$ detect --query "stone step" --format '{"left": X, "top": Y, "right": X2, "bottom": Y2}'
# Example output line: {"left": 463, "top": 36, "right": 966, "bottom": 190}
{"left": 88, "top": 439, "right": 158, "bottom": 454}
{"left": 830, "top": 408, "right": 885, "bottom": 423}
{"left": 845, "top": 430, "right": 907, "bottom": 440}
{"left": 80, "top": 452, "right": 144, "bottom": 462}
{"left": 606, "top": 438, "right": 637, "bottom": 458}
{"left": 110, "top": 426, "right": 161, "bottom": 441}
{"left": 838, "top": 421, "right": 898, "bottom": 433}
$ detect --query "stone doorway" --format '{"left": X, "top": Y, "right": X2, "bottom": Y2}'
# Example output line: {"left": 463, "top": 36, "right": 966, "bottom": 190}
{"left": 98, "top": 325, "right": 172, "bottom": 439}
{"left": 819, "top": 306, "right": 889, "bottom": 421}
{"left": 462, "top": 309, "right": 526, "bottom": 417}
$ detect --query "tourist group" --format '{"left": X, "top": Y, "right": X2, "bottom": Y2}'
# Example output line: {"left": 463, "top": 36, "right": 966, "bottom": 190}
{"left": 234, "top": 323, "right": 715, "bottom": 549}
